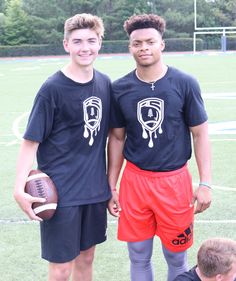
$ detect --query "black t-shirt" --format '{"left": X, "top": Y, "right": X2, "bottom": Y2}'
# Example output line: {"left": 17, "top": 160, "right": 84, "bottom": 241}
{"left": 174, "top": 266, "right": 201, "bottom": 281}
{"left": 24, "top": 70, "right": 111, "bottom": 206}
{"left": 111, "top": 67, "right": 208, "bottom": 171}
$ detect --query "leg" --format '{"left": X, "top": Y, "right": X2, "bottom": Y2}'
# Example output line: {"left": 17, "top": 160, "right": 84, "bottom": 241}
{"left": 48, "top": 261, "right": 73, "bottom": 281}
{"left": 128, "top": 238, "right": 154, "bottom": 281}
{"left": 72, "top": 246, "right": 96, "bottom": 281}
{"left": 162, "top": 244, "right": 188, "bottom": 281}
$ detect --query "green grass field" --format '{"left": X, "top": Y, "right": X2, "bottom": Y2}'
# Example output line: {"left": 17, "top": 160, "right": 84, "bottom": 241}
{"left": 0, "top": 52, "right": 236, "bottom": 280}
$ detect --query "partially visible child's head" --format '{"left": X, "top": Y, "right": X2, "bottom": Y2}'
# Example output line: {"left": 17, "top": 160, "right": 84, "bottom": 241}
{"left": 124, "top": 14, "right": 166, "bottom": 37}
{"left": 64, "top": 13, "right": 104, "bottom": 40}
{"left": 197, "top": 238, "right": 236, "bottom": 279}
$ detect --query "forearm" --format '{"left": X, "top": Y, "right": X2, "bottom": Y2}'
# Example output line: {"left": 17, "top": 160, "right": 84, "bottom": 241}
{"left": 191, "top": 123, "right": 211, "bottom": 184}
{"left": 14, "top": 139, "right": 39, "bottom": 195}
{"left": 107, "top": 129, "right": 125, "bottom": 190}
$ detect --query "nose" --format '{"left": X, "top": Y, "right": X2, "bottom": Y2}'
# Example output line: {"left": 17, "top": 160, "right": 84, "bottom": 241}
{"left": 140, "top": 42, "right": 149, "bottom": 51}
{"left": 80, "top": 42, "right": 90, "bottom": 51}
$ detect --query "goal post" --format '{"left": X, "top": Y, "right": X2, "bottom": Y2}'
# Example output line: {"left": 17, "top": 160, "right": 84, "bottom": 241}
{"left": 193, "top": 0, "right": 236, "bottom": 53}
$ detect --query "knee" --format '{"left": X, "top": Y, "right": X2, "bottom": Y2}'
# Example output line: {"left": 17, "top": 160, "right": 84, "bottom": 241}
{"left": 164, "top": 250, "right": 187, "bottom": 267}
{"left": 129, "top": 247, "right": 152, "bottom": 269}
{"left": 76, "top": 248, "right": 95, "bottom": 268}
{"left": 81, "top": 251, "right": 95, "bottom": 266}
{"left": 49, "top": 262, "right": 72, "bottom": 281}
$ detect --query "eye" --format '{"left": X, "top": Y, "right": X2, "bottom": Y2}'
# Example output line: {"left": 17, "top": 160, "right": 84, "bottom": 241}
{"left": 148, "top": 41, "right": 156, "bottom": 45}
{"left": 88, "top": 39, "right": 97, "bottom": 44}
{"left": 73, "top": 39, "right": 81, "bottom": 45}
{"left": 132, "top": 42, "right": 141, "bottom": 47}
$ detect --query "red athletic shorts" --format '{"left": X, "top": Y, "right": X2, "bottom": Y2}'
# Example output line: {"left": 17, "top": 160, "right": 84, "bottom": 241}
{"left": 118, "top": 161, "right": 194, "bottom": 252}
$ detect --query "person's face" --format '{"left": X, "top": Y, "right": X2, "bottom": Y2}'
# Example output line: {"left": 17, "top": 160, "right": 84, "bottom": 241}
{"left": 216, "top": 261, "right": 236, "bottom": 281}
{"left": 129, "top": 28, "right": 165, "bottom": 67}
{"left": 63, "top": 29, "right": 101, "bottom": 67}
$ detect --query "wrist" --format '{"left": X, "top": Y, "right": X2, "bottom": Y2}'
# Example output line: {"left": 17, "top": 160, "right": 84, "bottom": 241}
{"left": 199, "top": 181, "right": 212, "bottom": 189}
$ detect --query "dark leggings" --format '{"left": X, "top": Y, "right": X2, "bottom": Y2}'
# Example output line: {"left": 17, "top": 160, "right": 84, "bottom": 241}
{"left": 128, "top": 238, "right": 188, "bottom": 281}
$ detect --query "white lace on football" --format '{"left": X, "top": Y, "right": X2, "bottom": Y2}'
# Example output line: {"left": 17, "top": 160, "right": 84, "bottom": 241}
{"left": 26, "top": 173, "right": 49, "bottom": 182}
{"left": 33, "top": 203, "right": 57, "bottom": 214}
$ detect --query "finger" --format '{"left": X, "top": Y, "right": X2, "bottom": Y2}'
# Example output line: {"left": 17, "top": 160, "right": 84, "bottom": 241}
{"left": 31, "top": 214, "right": 43, "bottom": 222}
{"left": 30, "top": 196, "right": 46, "bottom": 203}
{"left": 115, "top": 201, "right": 122, "bottom": 212}
{"left": 113, "top": 203, "right": 121, "bottom": 215}
{"left": 25, "top": 208, "right": 43, "bottom": 222}
{"left": 191, "top": 194, "right": 197, "bottom": 205}
{"left": 109, "top": 207, "right": 120, "bottom": 217}
{"left": 201, "top": 202, "right": 211, "bottom": 212}
{"left": 194, "top": 203, "right": 203, "bottom": 214}
{"left": 107, "top": 202, "right": 119, "bottom": 217}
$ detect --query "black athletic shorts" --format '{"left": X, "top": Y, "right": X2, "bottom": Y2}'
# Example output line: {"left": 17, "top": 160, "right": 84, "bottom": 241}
{"left": 40, "top": 201, "right": 108, "bottom": 263}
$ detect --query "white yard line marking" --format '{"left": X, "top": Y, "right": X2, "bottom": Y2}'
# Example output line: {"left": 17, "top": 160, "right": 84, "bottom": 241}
{"left": 193, "top": 183, "right": 236, "bottom": 191}
{"left": 210, "top": 138, "right": 236, "bottom": 141}
{"left": 195, "top": 220, "right": 236, "bottom": 224}
{"left": 203, "top": 92, "right": 236, "bottom": 99}
{"left": 12, "top": 111, "right": 29, "bottom": 140}
{"left": 6, "top": 140, "right": 18, "bottom": 146}
{"left": 1, "top": 219, "right": 236, "bottom": 224}
{"left": 11, "top": 66, "right": 40, "bottom": 71}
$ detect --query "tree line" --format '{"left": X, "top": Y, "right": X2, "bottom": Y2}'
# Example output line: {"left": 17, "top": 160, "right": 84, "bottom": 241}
{"left": 0, "top": 0, "right": 235, "bottom": 46}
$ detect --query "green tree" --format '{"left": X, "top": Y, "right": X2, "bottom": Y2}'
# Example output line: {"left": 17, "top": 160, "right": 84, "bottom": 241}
{"left": 3, "top": 0, "right": 31, "bottom": 45}
{"left": 1, "top": 0, "right": 235, "bottom": 46}
{"left": 0, "top": 0, "right": 6, "bottom": 12}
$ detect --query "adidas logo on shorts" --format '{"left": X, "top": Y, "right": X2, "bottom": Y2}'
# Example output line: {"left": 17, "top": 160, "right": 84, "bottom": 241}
{"left": 172, "top": 224, "right": 193, "bottom": 246}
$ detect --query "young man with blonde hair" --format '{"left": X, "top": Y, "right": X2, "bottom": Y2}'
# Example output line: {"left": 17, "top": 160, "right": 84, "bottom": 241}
{"left": 14, "top": 13, "right": 111, "bottom": 281}
{"left": 108, "top": 14, "right": 212, "bottom": 281}
{"left": 174, "top": 238, "right": 236, "bottom": 281}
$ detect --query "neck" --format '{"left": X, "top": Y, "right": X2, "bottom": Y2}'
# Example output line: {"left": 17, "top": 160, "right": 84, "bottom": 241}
{"left": 196, "top": 267, "right": 216, "bottom": 281}
{"left": 136, "top": 63, "right": 167, "bottom": 83}
{"left": 62, "top": 63, "right": 93, "bottom": 83}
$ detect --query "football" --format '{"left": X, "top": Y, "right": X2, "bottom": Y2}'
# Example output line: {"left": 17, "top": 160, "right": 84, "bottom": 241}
{"left": 25, "top": 170, "right": 58, "bottom": 220}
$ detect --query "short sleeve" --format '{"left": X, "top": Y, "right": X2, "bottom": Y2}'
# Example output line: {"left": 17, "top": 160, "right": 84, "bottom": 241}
{"left": 184, "top": 77, "right": 208, "bottom": 127}
{"left": 110, "top": 89, "right": 126, "bottom": 128}
{"left": 24, "top": 94, "right": 55, "bottom": 143}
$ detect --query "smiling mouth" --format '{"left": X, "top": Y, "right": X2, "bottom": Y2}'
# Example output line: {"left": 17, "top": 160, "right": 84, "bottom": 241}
{"left": 79, "top": 54, "right": 91, "bottom": 57}
{"left": 139, "top": 55, "right": 151, "bottom": 59}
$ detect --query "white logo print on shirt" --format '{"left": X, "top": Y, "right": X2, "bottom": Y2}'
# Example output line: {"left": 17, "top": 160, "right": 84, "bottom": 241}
{"left": 83, "top": 96, "right": 102, "bottom": 146}
{"left": 137, "top": 98, "right": 164, "bottom": 148}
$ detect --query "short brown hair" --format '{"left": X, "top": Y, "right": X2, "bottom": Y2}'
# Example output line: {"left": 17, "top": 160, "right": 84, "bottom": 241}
{"left": 64, "top": 13, "right": 104, "bottom": 40}
{"left": 124, "top": 14, "right": 166, "bottom": 37}
{"left": 197, "top": 238, "right": 236, "bottom": 278}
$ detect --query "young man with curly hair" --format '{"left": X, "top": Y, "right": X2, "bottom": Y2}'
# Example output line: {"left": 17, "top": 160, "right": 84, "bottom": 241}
{"left": 108, "top": 14, "right": 212, "bottom": 281}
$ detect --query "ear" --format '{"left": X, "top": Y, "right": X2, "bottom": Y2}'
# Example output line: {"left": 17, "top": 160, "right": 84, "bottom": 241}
{"left": 63, "top": 39, "right": 70, "bottom": 53}
{"left": 215, "top": 274, "right": 223, "bottom": 281}
{"left": 161, "top": 39, "right": 165, "bottom": 52}
{"left": 98, "top": 37, "right": 102, "bottom": 51}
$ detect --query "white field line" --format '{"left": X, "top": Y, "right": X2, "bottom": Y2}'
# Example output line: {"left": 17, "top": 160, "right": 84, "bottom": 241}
{"left": 210, "top": 138, "right": 236, "bottom": 141}
{"left": 107, "top": 220, "right": 236, "bottom": 224}
{"left": 11, "top": 66, "right": 40, "bottom": 71}
{"left": 193, "top": 183, "right": 236, "bottom": 191}
{"left": 203, "top": 92, "right": 236, "bottom": 99}
{"left": 12, "top": 111, "right": 29, "bottom": 140}
{"left": 7, "top": 101, "right": 236, "bottom": 144}
{"left": 1, "top": 218, "right": 236, "bottom": 225}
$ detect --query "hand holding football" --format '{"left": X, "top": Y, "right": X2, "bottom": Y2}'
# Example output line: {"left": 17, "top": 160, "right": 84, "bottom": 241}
{"left": 25, "top": 170, "right": 58, "bottom": 220}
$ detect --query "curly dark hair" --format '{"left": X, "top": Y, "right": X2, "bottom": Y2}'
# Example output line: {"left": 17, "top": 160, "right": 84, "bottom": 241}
{"left": 124, "top": 14, "right": 166, "bottom": 37}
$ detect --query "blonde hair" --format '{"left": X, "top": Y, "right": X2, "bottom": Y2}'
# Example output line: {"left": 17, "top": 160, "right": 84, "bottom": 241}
{"left": 197, "top": 238, "right": 236, "bottom": 278}
{"left": 64, "top": 13, "right": 104, "bottom": 40}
